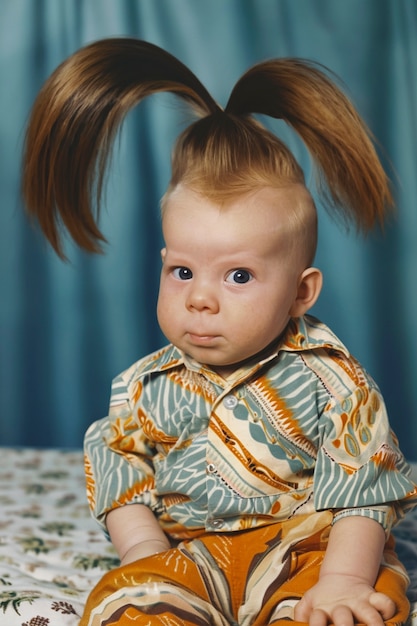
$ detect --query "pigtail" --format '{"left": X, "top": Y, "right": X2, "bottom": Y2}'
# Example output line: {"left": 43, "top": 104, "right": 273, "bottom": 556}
{"left": 225, "top": 59, "right": 393, "bottom": 231}
{"left": 22, "top": 38, "right": 219, "bottom": 257}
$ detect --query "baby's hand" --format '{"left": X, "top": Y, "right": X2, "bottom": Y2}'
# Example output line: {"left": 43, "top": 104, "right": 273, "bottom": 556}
{"left": 294, "top": 573, "right": 396, "bottom": 626}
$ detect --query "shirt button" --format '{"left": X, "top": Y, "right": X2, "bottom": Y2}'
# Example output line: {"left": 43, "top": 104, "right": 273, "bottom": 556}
{"left": 211, "top": 519, "right": 224, "bottom": 529}
{"left": 207, "top": 463, "right": 216, "bottom": 474}
{"left": 223, "top": 395, "right": 238, "bottom": 409}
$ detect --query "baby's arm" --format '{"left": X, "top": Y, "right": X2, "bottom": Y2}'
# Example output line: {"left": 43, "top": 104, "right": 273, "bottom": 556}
{"left": 106, "top": 504, "right": 171, "bottom": 565}
{"left": 294, "top": 515, "right": 396, "bottom": 626}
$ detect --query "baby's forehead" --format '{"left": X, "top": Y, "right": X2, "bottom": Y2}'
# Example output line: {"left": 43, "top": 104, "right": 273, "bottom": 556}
{"left": 163, "top": 184, "right": 315, "bottom": 253}
{"left": 163, "top": 182, "right": 313, "bottom": 216}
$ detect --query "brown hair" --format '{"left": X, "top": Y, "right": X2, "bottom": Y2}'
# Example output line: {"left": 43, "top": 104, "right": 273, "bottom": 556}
{"left": 22, "top": 38, "right": 393, "bottom": 258}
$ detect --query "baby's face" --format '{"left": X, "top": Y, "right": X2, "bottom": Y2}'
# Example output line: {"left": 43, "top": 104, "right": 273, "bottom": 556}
{"left": 157, "top": 184, "right": 312, "bottom": 377}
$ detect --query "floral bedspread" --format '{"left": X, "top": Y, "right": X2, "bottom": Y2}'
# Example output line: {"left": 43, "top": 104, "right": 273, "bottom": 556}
{"left": 0, "top": 447, "right": 416, "bottom": 626}
{"left": 0, "top": 448, "right": 119, "bottom": 626}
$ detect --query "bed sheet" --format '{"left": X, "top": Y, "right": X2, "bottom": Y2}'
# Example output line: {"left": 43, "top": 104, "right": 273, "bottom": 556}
{"left": 0, "top": 448, "right": 416, "bottom": 626}
{"left": 0, "top": 448, "right": 118, "bottom": 625}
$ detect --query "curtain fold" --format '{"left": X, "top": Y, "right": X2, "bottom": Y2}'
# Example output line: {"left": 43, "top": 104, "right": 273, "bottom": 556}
{"left": 1, "top": 0, "right": 416, "bottom": 457}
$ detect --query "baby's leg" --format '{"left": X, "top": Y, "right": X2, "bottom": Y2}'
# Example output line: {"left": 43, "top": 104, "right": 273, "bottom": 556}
{"left": 79, "top": 547, "right": 231, "bottom": 626}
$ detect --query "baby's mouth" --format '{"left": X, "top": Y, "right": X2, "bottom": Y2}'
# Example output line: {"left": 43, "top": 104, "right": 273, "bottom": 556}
{"left": 187, "top": 332, "right": 219, "bottom": 345}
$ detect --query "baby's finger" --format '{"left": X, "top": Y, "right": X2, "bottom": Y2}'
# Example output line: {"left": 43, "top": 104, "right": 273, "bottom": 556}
{"left": 330, "top": 605, "right": 355, "bottom": 626}
{"left": 350, "top": 600, "right": 388, "bottom": 626}
{"left": 307, "top": 607, "right": 329, "bottom": 626}
{"left": 293, "top": 597, "right": 311, "bottom": 623}
{"left": 369, "top": 592, "right": 396, "bottom": 620}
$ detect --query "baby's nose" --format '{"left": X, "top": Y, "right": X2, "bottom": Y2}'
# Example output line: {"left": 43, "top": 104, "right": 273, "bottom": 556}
{"left": 186, "top": 280, "right": 219, "bottom": 313}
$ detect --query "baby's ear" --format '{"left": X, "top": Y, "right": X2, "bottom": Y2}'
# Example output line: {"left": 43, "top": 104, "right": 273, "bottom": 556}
{"left": 160, "top": 247, "right": 167, "bottom": 262}
{"left": 289, "top": 267, "right": 323, "bottom": 317}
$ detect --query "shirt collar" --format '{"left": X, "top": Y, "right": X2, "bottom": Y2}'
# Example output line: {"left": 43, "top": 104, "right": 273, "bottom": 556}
{"left": 280, "top": 315, "right": 350, "bottom": 358}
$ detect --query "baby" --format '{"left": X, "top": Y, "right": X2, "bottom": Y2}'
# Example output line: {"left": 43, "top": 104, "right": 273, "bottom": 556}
{"left": 22, "top": 38, "right": 417, "bottom": 626}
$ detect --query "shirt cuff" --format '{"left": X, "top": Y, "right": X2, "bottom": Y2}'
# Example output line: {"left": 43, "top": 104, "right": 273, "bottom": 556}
{"left": 332, "top": 505, "right": 393, "bottom": 535}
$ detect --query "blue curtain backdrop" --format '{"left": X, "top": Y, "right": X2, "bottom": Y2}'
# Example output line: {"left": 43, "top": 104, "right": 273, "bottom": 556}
{"left": 1, "top": 0, "right": 417, "bottom": 458}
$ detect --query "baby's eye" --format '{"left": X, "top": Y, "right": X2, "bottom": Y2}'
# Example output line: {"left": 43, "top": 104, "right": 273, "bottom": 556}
{"left": 172, "top": 267, "right": 193, "bottom": 280}
{"left": 226, "top": 269, "right": 253, "bottom": 284}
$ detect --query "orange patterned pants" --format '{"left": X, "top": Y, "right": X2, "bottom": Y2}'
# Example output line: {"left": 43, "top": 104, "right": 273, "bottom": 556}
{"left": 81, "top": 513, "right": 410, "bottom": 626}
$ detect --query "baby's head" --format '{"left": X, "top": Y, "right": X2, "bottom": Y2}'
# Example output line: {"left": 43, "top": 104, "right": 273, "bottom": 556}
{"left": 22, "top": 39, "right": 393, "bottom": 370}
{"left": 157, "top": 115, "right": 322, "bottom": 375}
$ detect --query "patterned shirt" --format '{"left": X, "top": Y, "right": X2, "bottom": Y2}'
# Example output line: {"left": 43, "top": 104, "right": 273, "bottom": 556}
{"left": 84, "top": 315, "right": 417, "bottom": 540}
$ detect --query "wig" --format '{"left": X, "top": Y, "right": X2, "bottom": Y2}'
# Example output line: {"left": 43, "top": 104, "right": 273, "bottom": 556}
{"left": 22, "top": 38, "right": 392, "bottom": 258}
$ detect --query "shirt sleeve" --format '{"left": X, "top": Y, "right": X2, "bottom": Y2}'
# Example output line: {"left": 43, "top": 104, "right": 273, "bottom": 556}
{"left": 313, "top": 366, "right": 417, "bottom": 533}
{"left": 84, "top": 367, "right": 158, "bottom": 536}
